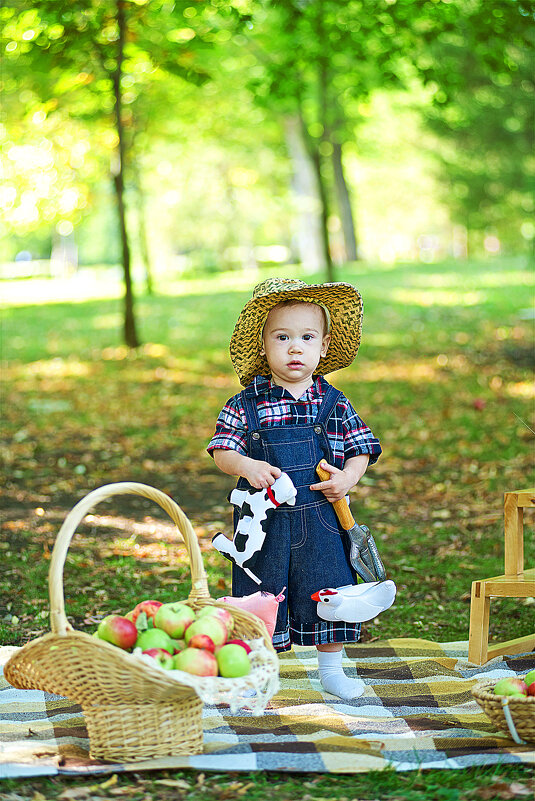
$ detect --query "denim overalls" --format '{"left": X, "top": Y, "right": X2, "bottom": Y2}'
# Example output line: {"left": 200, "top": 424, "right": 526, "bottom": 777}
{"left": 231, "top": 382, "right": 360, "bottom": 652}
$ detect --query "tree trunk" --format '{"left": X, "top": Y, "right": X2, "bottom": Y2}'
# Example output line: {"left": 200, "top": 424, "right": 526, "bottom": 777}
{"left": 112, "top": 0, "right": 140, "bottom": 348}
{"left": 309, "top": 144, "right": 334, "bottom": 282}
{"left": 313, "top": 1, "right": 334, "bottom": 282}
{"left": 283, "top": 115, "right": 325, "bottom": 272}
{"left": 331, "top": 141, "right": 358, "bottom": 262}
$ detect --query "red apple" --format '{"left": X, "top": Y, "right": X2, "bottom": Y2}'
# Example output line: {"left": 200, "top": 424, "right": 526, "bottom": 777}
{"left": 197, "top": 605, "right": 234, "bottom": 637}
{"left": 173, "top": 647, "right": 218, "bottom": 676}
{"left": 97, "top": 614, "right": 138, "bottom": 650}
{"left": 188, "top": 633, "right": 216, "bottom": 653}
{"left": 216, "top": 643, "right": 251, "bottom": 678}
{"left": 135, "top": 627, "right": 175, "bottom": 653}
{"left": 184, "top": 616, "right": 228, "bottom": 648}
{"left": 154, "top": 602, "right": 196, "bottom": 638}
{"left": 128, "top": 600, "right": 163, "bottom": 624}
{"left": 142, "top": 647, "right": 174, "bottom": 669}
{"left": 527, "top": 682, "right": 535, "bottom": 697}
{"left": 226, "top": 638, "right": 252, "bottom": 654}
{"left": 493, "top": 677, "right": 528, "bottom": 697}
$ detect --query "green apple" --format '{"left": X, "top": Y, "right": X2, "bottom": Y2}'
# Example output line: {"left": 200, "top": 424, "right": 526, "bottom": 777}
{"left": 493, "top": 677, "right": 527, "bottom": 697}
{"left": 524, "top": 669, "right": 535, "bottom": 686}
{"left": 184, "top": 616, "right": 228, "bottom": 648}
{"left": 135, "top": 627, "right": 174, "bottom": 653}
{"left": 173, "top": 647, "right": 218, "bottom": 676}
{"left": 216, "top": 643, "right": 251, "bottom": 678}
{"left": 197, "top": 605, "right": 234, "bottom": 637}
{"left": 154, "top": 602, "right": 196, "bottom": 639}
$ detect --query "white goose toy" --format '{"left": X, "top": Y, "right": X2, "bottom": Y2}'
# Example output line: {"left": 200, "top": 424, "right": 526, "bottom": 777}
{"left": 311, "top": 580, "right": 397, "bottom": 623}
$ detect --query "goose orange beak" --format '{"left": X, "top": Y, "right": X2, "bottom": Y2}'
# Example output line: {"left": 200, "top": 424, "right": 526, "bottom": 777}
{"left": 310, "top": 591, "right": 321, "bottom": 601}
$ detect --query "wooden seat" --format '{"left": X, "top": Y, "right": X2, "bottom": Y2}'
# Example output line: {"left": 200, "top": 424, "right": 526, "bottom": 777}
{"left": 468, "top": 489, "right": 535, "bottom": 665}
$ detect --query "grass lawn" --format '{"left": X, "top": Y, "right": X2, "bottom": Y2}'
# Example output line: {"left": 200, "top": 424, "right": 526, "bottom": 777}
{"left": 1, "top": 257, "right": 534, "bottom": 799}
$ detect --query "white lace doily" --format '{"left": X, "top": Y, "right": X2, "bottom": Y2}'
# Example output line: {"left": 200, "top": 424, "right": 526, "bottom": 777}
{"left": 134, "top": 638, "right": 279, "bottom": 714}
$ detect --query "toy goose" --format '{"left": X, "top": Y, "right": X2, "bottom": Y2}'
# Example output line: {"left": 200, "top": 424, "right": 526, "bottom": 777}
{"left": 311, "top": 580, "right": 397, "bottom": 623}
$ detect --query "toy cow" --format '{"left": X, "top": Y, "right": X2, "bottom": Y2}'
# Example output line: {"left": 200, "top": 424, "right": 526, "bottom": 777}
{"left": 212, "top": 472, "right": 297, "bottom": 584}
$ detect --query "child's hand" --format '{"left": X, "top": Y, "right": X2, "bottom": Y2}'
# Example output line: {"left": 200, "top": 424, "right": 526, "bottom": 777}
{"left": 310, "top": 461, "right": 358, "bottom": 502}
{"left": 243, "top": 459, "right": 282, "bottom": 489}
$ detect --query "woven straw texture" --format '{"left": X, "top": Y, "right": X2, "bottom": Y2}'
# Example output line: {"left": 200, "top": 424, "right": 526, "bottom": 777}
{"left": 472, "top": 680, "right": 535, "bottom": 742}
{"left": 229, "top": 279, "right": 362, "bottom": 386}
{"left": 4, "top": 482, "right": 277, "bottom": 762}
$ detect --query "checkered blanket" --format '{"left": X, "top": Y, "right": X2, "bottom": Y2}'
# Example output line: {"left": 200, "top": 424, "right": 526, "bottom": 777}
{"left": 1, "top": 639, "right": 534, "bottom": 778}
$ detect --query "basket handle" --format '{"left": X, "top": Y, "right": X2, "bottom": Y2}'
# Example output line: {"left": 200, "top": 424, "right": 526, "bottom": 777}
{"left": 48, "top": 482, "right": 210, "bottom": 636}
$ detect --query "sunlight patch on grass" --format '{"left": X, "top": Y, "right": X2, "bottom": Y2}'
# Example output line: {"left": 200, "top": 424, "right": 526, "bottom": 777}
{"left": 506, "top": 381, "right": 535, "bottom": 399}
{"left": 357, "top": 358, "right": 444, "bottom": 382}
{"left": 392, "top": 288, "right": 485, "bottom": 306}
{"left": 407, "top": 269, "right": 532, "bottom": 289}
{"left": 92, "top": 312, "right": 123, "bottom": 329}
{"left": 365, "top": 332, "right": 404, "bottom": 347}
{"left": 10, "top": 357, "right": 91, "bottom": 378}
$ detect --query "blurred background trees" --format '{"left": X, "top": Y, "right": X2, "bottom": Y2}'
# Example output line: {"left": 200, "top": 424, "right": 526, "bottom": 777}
{"left": 1, "top": 0, "right": 533, "bottom": 343}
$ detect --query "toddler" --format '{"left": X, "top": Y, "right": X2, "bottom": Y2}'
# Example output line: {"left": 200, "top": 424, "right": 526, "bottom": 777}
{"left": 207, "top": 278, "right": 381, "bottom": 700}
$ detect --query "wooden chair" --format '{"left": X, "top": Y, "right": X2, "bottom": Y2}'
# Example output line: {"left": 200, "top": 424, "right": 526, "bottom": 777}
{"left": 468, "top": 489, "right": 535, "bottom": 665}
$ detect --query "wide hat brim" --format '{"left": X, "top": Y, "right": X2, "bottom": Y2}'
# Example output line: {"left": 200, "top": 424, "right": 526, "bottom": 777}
{"left": 229, "top": 279, "right": 362, "bottom": 386}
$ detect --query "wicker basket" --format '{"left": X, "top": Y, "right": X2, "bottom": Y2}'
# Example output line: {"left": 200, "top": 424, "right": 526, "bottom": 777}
{"left": 4, "top": 482, "right": 278, "bottom": 761}
{"left": 472, "top": 680, "right": 535, "bottom": 744}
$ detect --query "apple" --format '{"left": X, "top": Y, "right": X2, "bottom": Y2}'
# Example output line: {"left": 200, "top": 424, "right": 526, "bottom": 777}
{"left": 97, "top": 615, "right": 138, "bottom": 650}
{"left": 226, "top": 638, "right": 252, "bottom": 655}
{"left": 128, "top": 600, "right": 163, "bottom": 624}
{"left": 197, "top": 605, "right": 234, "bottom": 637}
{"left": 527, "top": 683, "right": 535, "bottom": 697}
{"left": 216, "top": 643, "right": 251, "bottom": 678}
{"left": 524, "top": 669, "right": 535, "bottom": 686}
{"left": 188, "top": 633, "right": 216, "bottom": 653}
{"left": 169, "top": 638, "right": 186, "bottom": 654}
{"left": 135, "top": 627, "right": 175, "bottom": 653}
{"left": 142, "top": 647, "right": 174, "bottom": 669}
{"left": 154, "top": 602, "right": 196, "bottom": 638}
{"left": 173, "top": 647, "right": 218, "bottom": 677}
{"left": 493, "top": 677, "right": 528, "bottom": 697}
{"left": 184, "top": 616, "right": 228, "bottom": 648}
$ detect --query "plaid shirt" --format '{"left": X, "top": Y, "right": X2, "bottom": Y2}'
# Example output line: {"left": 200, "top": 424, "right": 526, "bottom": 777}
{"left": 207, "top": 375, "right": 381, "bottom": 469}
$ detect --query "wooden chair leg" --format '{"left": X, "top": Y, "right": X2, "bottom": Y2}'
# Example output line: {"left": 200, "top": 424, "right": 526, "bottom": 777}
{"left": 468, "top": 580, "right": 490, "bottom": 665}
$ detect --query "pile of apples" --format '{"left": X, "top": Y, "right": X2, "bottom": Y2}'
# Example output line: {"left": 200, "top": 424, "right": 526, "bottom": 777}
{"left": 492, "top": 669, "right": 535, "bottom": 698}
{"left": 94, "top": 599, "right": 253, "bottom": 678}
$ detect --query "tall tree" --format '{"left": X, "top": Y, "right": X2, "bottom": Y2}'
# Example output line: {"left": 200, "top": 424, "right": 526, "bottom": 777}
{"left": 1, "top": 0, "right": 243, "bottom": 346}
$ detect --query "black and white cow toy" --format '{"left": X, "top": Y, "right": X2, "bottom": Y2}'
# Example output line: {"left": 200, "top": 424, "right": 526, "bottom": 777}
{"left": 212, "top": 472, "right": 297, "bottom": 584}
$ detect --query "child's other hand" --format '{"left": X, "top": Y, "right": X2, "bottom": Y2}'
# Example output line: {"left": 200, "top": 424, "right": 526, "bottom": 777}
{"left": 244, "top": 459, "right": 282, "bottom": 489}
{"left": 310, "top": 461, "right": 354, "bottom": 502}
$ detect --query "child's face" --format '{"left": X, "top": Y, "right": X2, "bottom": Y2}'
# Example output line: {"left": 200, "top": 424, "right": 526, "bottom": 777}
{"left": 261, "top": 302, "right": 330, "bottom": 392}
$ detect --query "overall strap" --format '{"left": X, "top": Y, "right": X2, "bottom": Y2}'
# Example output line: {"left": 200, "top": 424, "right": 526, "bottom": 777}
{"left": 240, "top": 386, "right": 261, "bottom": 431}
{"left": 314, "top": 384, "right": 343, "bottom": 426}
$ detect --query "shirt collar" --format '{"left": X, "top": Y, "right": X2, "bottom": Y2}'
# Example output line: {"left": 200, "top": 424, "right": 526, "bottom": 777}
{"left": 251, "top": 374, "right": 326, "bottom": 400}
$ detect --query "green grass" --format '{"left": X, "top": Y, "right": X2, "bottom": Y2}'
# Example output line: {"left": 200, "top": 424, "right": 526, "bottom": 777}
{"left": 1, "top": 257, "right": 534, "bottom": 798}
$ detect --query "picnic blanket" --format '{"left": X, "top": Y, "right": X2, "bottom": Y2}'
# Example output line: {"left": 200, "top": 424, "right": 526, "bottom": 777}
{"left": 1, "top": 638, "right": 534, "bottom": 778}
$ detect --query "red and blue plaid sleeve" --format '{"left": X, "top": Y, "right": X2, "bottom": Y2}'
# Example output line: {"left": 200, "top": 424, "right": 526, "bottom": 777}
{"left": 207, "top": 394, "right": 248, "bottom": 456}
{"left": 341, "top": 398, "right": 382, "bottom": 466}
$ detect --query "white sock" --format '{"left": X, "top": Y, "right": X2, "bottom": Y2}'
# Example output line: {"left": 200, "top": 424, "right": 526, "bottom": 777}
{"left": 317, "top": 649, "right": 365, "bottom": 700}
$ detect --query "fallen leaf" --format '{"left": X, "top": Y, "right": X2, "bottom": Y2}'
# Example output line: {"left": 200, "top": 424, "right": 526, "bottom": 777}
{"left": 153, "top": 779, "right": 191, "bottom": 790}
{"left": 58, "top": 789, "right": 93, "bottom": 800}
{"left": 474, "top": 781, "right": 534, "bottom": 799}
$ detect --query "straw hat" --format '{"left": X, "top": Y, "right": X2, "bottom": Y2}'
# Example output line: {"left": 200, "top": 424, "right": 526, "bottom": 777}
{"left": 230, "top": 278, "right": 362, "bottom": 386}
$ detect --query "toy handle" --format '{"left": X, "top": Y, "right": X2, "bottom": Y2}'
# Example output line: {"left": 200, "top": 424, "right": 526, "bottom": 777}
{"left": 48, "top": 482, "right": 210, "bottom": 636}
{"left": 316, "top": 461, "right": 355, "bottom": 530}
